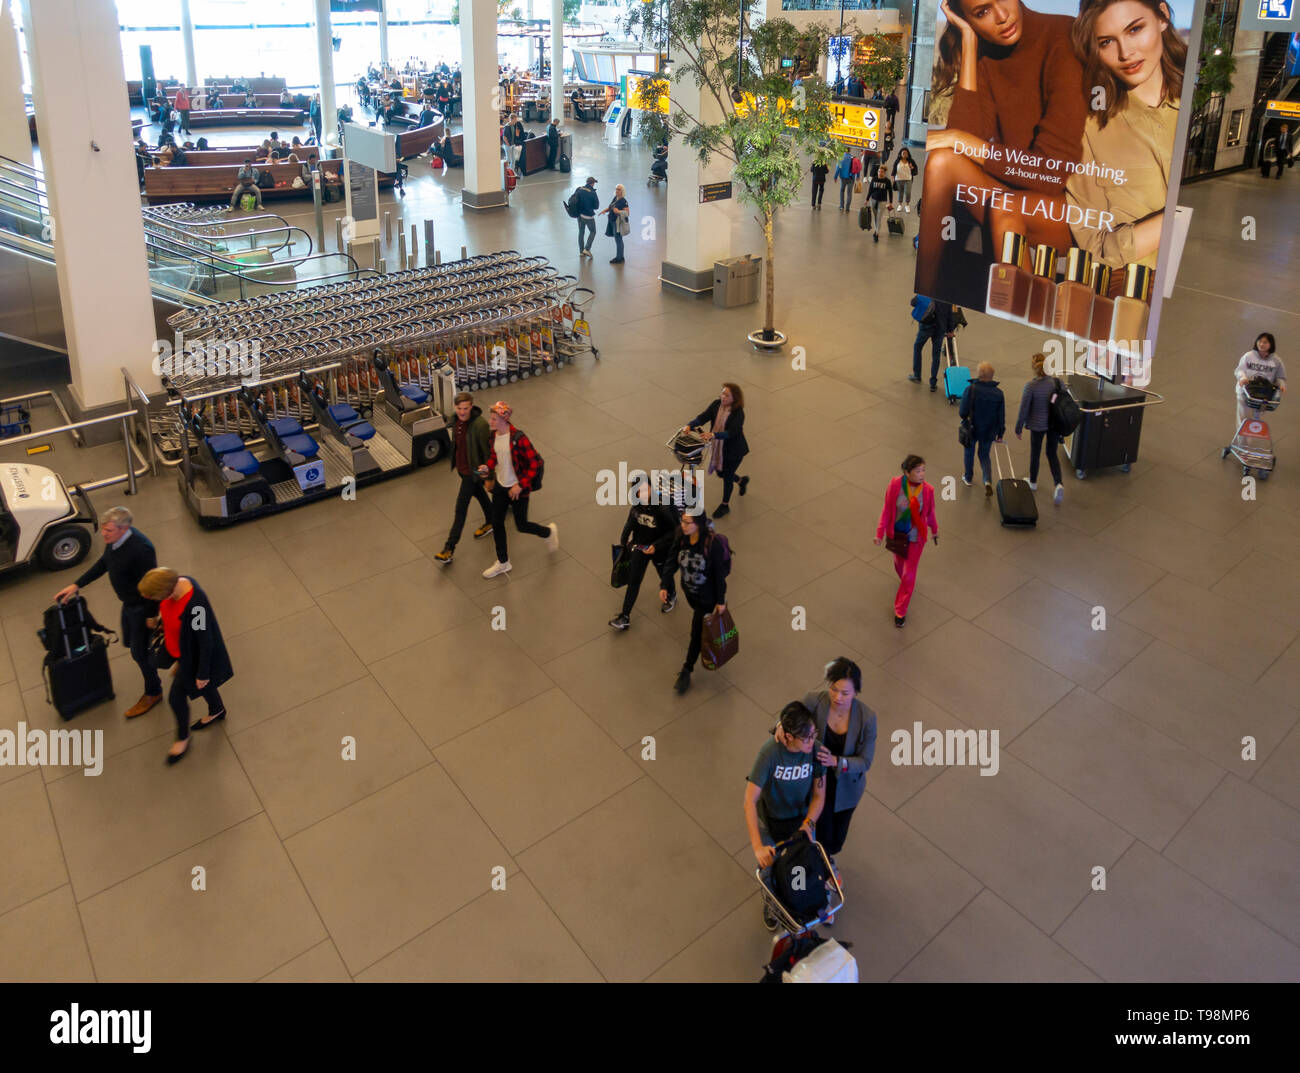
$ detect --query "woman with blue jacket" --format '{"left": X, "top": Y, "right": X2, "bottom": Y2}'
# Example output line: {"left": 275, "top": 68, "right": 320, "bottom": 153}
{"left": 805, "top": 657, "right": 877, "bottom": 874}
{"left": 959, "top": 361, "right": 1006, "bottom": 494}
{"left": 685, "top": 383, "right": 750, "bottom": 517}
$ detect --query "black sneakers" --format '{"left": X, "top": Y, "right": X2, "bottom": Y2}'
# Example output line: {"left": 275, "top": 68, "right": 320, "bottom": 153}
{"left": 673, "top": 669, "right": 692, "bottom": 694}
{"left": 661, "top": 593, "right": 677, "bottom": 613}
{"left": 608, "top": 613, "right": 630, "bottom": 630}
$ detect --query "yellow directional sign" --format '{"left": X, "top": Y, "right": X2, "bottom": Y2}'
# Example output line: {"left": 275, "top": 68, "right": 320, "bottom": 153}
{"left": 827, "top": 101, "right": 882, "bottom": 151}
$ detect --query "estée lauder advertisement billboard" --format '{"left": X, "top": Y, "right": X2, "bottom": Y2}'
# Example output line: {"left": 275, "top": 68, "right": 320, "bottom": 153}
{"left": 915, "top": 0, "right": 1196, "bottom": 385}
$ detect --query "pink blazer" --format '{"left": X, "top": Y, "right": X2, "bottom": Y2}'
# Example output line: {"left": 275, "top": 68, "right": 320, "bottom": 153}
{"left": 876, "top": 476, "right": 938, "bottom": 543}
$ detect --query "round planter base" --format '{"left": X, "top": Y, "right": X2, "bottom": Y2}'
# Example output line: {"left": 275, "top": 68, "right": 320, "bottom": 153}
{"left": 747, "top": 328, "right": 787, "bottom": 351}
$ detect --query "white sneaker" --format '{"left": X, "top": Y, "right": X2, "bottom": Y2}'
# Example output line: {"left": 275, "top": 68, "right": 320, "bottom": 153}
{"left": 482, "top": 560, "right": 512, "bottom": 579}
{"left": 961, "top": 475, "right": 972, "bottom": 487}
{"left": 1053, "top": 484, "right": 1064, "bottom": 505}
{"left": 1028, "top": 481, "right": 1038, "bottom": 491}
{"left": 904, "top": 205, "right": 911, "bottom": 213}
{"left": 545, "top": 522, "right": 559, "bottom": 552}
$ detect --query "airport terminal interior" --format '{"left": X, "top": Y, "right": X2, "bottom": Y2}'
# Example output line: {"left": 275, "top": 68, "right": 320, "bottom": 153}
{"left": 0, "top": 0, "right": 1298, "bottom": 984}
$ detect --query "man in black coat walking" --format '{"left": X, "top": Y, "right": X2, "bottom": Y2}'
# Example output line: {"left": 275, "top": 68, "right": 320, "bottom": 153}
{"left": 55, "top": 506, "right": 161, "bottom": 719}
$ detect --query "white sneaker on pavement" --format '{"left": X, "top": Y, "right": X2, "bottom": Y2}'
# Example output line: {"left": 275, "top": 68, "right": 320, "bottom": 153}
{"left": 546, "top": 523, "right": 559, "bottom": 552}
{"left": 482, "top": 560, "right": 512, "bottom": 579}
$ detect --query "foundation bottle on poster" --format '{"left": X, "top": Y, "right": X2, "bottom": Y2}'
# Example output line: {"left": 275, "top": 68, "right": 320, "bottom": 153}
{"left": 1026, "top": 244, "right": 1057, "bottom": 328}
{"left": 1052, "top": 248, "right": 1094, "bottom": 338}
{"left": 1088, "top": 263, "right": 1113, "bottom": 342}
{"left": 1110, "top": 262, "right": 1154, "bottom": 343}
{"left": 986, "top": 231, "right": 1031, "bottom": 320}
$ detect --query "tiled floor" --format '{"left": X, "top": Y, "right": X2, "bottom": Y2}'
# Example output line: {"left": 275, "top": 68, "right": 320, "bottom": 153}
{"left": 1, "top": 108, "right": 1298, "bottom": 982}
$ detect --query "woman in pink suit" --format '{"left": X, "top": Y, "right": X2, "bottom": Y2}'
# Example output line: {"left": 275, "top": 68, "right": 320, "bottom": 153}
{"left": 874, "top": 454, "right": 940, "bottom": 627}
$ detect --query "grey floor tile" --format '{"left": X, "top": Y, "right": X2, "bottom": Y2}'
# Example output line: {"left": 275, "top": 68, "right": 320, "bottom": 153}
{"left": 46, "top": 729, "right": 261, "bottom": 900}
{"left": 1117, "top": 574, "right": 1296, "bottom": 684}
{"left": 647, "top": 893, "right": 782, "bottom": 983}
{"left": 1254, "top": 717, "right": 1300, "bottom": 813}
{"left": 627, "top": 686, "right": 775, "bottom": 855}
{"left": 899, "top": 755, "right": 1133, "bottom": 933}
{"left": 517, "top": 778, "right": 753, "bottom": 982}
{"left": 1009, "top": 688, "right": 1225, "bottom": 849}
{"left": 1054, "top": 842, "right": 1300, "bottom": 982}
{"left": 0, "top": 885, "right": 95, "bottom": 982}
{"left": 1094, "top": 507, "right": 1246, "bottom": 590}
{"left": 1163, "top": 776, "right": 1300, "bottom": 946}
{"left": 195, "top": 549, "right": 316, "bottom": 640}
{"left": 543, "top": 625, "right": 729, "bottom": 748}
{"left": 1099, "top": 641, "right": 1297, "bottom": 777}
{"left": 274, "top": 508, "right": 423, "bottom": 597}
{"left": 260, "top": 940, "right": 352, "bottom": 983}
{"left": 1257, "top": 633, "right": 1300, "bottom": 705}
{"left": 434, "top": 687, "right": 642, "bottom": 854}
{"left": 973, "top": 577, "right": 1153, "bottom": 692}
{"left": 868, "top": 530, "right": 1032, "bottom": 621}
{"left": 884, "top": 617, "right": 1074, "bottom": 742}
{"left": 358, "top": 877, "right": 603, "bottom": 983}
{"left": 284, "top": 766, "right": 514, "bottom": 975}
{"left": 0, "top": 771, "right": 68, "bottom": 917}
{"left": 370, "top": 618, "right": 554, "bottom": 749}
{"left": 895, "top": 889, "right": 1100, "bottom": 982}
{"left": 229, "top": 675, "right": 433, "bottom": 839}
{"left": 316, "top": 556, "right": 481, "bottom": 665}
{"left": 1210, "top": 551, "right": 1300, "bottom": 632}
{"left": 217, "top": 606, "right": 368, "bottom": 730}
{"left": 1000, "top": 522, "right": 1165, "bottom": 611}
{"left": 722, "top": 510, "right": 851, "bottom": 600}
{"left": 79, "top": 814, "right": 327, "bottom": 982}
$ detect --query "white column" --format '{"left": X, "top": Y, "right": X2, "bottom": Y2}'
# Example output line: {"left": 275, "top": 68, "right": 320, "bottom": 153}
{"left": 0, "top": 0, "right": 32, "bottom": 166}
{"left": 20, "top": 0, "right": 158, "bottom": 408}
{"left": 526, "top": 0, "right": 537, "bottom": 71}
{"left": 377, "top": 0, "right": 388, "bottom": 67}
{"left": 460, "top": 0, "right": 506, "bottom": 211}
{"left": 550, "top": 0, "right": 563, "bottom": 121}
{"left": 907, "top": 0, "right": 938, "bottom": 144}
{"left": 179, "top": 0, "right": 197, "bottom": 87}
{"left": 313, "top": 0, "right": 337, "bottom": 147}
{"left": 661, "top": 74, "right": 734, "bottom": 293}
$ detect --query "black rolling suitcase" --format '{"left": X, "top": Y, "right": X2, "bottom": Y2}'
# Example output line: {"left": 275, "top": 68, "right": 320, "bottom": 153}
{"left": 993, "top": 442, "right": 1037, "bottom": 528}
{"left": 39, "top": 597, "right": 116, "bottom": 720}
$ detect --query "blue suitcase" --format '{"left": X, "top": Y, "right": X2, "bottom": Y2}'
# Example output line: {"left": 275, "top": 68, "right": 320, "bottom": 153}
{"left": 942, "top": 337, "right": 969, "bottom": 405}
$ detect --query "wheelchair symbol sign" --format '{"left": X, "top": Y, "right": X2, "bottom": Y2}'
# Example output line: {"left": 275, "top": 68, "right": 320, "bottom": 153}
{"left": 1259, "top": 0, "right": 1293, "bottom": 18}
{"left": 306, "top": 466, "right": 322, "bottom": 482}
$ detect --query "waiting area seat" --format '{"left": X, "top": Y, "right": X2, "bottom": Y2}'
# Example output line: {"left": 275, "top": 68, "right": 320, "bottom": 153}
{"left": 326, "top": 402, "right": 375, "bottom": 440}
{"left": 189, "top": 415, "right": 262, "bottom": 482}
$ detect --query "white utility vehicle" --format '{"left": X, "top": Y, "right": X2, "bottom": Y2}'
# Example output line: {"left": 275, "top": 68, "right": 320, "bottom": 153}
{"left": 0, "top": 462, "right": 97, "bottom": 573}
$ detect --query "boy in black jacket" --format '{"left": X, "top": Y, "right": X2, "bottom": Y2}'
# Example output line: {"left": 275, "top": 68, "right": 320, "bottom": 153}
{"left": 434, "top": 392, "right": 494, "bottom": 564}
{"left": 54, "top": 506, "right": 161, "bottom": 718}
{"left": 609, "top": 479, "right": 679, "bottom": 630}
{"left": 659, "top": 510, "right": 728, "bottom": 694}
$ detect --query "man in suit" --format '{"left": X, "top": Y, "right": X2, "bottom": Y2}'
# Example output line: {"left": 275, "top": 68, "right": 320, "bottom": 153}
{"left": 1274, "top": 123, "right": 1293, "bottom": 179}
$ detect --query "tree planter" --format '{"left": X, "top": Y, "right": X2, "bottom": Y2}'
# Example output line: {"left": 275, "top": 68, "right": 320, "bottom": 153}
{"left": 747, "top": 328, "right": 787, "bottom": 350}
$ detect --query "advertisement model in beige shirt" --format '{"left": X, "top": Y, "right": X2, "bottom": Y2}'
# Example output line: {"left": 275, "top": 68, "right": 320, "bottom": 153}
{"left": 1064, "top": 0, "right": 1189, "bottom": 271}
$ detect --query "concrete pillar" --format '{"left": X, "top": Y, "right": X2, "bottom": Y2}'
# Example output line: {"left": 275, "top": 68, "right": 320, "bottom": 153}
{"left": 550, "top": 0, "right": 563, "bottom": 122}
{"left": 0, "top": 0, "right": 33, "bottom": 166}
{"left": 378, "top": 0, "right": 388, "bottom": 67}
{"left": 179, "top": 0, "right": 197, "bottom": 88}
{"left": 20, "top": 0, "right": 159, "bottom": 408}
{"left": 527, "top": 0, "right": 537, "bottom": 71}
{"left": 907, "top": 0, "right": 938, "bottom": 145}
{"left": 661, "top": 74, "right": 734, "bottom": 294}
{"left": 460, "top": 0, "right": 506, "bottom": 211}
{"left": 313, "top": 0, "right": 337, "bottom": 148}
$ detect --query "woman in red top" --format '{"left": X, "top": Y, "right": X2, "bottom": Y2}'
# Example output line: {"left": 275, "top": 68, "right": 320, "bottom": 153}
{"left": 874, "top": 455, "right": 940, "bottom": 627}
{"left": 917, "top": 0, "right": 1088, "bottom": 304}
{"left": 139, "top": 568, "right": 234, "bottom": 765}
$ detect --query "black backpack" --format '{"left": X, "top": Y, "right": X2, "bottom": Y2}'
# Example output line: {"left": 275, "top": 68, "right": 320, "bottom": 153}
{"left": 39, "top": 596, "right": 116, "bottom": 661}
{"left": 257, "top": 168, "right": 276, "bottom": 189}
{"left": 563, "top": 187, "right": 581, "bottom": 218}
{"left": 771, "top": 837, "right": 829, "bottom": 923}
{"left": 1049, "top": 377, "right": 1082, "bottom": 435}
{"left": 559, "top": 153, "right": 571, "bottom": 174}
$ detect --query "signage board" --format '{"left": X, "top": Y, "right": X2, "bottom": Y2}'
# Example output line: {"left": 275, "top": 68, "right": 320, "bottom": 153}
{"left": 699, "top": 181, "right": 733, "bottom": 204}
{"left": 344, "top": 160, "right": 379, "bottom": 241}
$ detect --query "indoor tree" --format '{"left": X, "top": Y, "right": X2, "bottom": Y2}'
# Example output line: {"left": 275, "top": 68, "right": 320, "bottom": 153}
{"left": 623, "top": 0, "right": 835, "bottom": 347}
{"left": 850, "top": 31, "right": 907, "bottom": 97}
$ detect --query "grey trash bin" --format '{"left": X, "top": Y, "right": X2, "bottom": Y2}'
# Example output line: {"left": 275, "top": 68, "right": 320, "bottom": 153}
{"left": 713, "top": 255, "right": 762, "bottom": 308}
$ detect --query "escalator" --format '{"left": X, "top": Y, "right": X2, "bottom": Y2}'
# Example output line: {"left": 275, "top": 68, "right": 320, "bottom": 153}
{"left": 0, "top": 154, "right": 377, "bottom": 349}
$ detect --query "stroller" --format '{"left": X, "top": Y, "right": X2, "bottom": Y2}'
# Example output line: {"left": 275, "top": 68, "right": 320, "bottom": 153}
{"left": 648, "top": 147, "right": 668, "bottom": 187}
{"left": 1222, "top": 377, "right": 1282, "bottom": 481}
{"left": 757, "top": 833, "right": 854, "bottom": 983}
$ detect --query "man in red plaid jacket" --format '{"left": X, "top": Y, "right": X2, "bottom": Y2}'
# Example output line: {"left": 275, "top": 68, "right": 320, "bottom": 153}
{"left": 478, "top": 401, "right": 559, "bottom": 578}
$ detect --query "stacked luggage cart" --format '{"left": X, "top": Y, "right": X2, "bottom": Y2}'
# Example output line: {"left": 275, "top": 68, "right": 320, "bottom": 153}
{"left": 148, "top": 251, "right": 599, "bottom": 525}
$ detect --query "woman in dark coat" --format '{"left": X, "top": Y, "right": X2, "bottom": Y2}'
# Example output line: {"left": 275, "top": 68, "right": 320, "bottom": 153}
{"left": 684, "top": 382, "right": 750, "bottom": 517}
{"left": 139, "top": 568, "right": 234, "bottom": 765}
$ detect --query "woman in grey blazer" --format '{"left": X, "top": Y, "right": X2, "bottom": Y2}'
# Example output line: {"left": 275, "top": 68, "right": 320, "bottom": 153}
{"left": 804, "top": 657, "right": 877, "bottom": 869}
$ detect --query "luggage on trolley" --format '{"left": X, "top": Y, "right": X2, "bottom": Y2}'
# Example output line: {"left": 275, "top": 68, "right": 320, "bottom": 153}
{"left": 755, "top": 833, "right": 852, "bottom": 982}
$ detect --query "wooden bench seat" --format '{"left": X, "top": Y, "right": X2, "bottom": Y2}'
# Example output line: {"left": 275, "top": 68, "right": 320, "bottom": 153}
{"left": 144, "top": 157, "right": 395, "bottom": 204}
{"left": 394, "top": 120, "right": 445, "bottom": 160}
{"left": 188, "top": 108, "right": 305, "bottom": 128}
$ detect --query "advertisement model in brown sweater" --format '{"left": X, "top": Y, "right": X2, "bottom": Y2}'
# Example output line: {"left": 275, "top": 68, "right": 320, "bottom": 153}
{"left": 916, "top": 1, "right": 1088, "bottom": 307}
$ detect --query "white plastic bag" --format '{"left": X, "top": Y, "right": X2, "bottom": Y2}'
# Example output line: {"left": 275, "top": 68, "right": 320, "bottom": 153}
{"left": 783, "top": 940, "right": 858, "bottom": 983}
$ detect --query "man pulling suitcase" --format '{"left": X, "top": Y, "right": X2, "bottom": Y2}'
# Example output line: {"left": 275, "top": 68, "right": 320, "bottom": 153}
{"left": 54, "top": 506, "right": 162, "bottom": 718}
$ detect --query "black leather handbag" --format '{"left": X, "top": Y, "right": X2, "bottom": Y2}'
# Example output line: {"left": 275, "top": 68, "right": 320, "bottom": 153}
{"left": 148, "top": 628, "right": 176, "bottom": 670}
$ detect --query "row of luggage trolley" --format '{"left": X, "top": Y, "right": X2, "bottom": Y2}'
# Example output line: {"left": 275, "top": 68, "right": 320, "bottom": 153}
{"left": 147, "top": 251, "right": 599, "bottom": 525}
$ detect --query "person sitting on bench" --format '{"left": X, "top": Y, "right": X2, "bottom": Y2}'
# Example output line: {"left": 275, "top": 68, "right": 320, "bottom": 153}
{"left": 438, "top": 135, "right": 462, "bottom": 167}
{"left": 231, "top": 160, "right": 264, "bottom": 210}
{"left": 279, "top": 88, "right": 292, "bottom": 107}
{"left": 417, "top": 104, "right": 436, "bottom": 127}
{"left": 210, "top": 93, "right": 225, "bottom": 110}
{"left": 571, "top": 89, "right": 588, "bottom": 122}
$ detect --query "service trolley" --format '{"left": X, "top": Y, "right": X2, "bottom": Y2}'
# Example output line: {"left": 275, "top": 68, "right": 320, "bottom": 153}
{"left": 1065, "top": 374, "right": 1164, "bottom": 480}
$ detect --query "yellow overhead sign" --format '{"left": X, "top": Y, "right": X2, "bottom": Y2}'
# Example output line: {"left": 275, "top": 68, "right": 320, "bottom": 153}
{"left": 1265, "top": 99, "right": 1300, "bottom": 119}
{"left": 733, "top": 93, "right": 882, "bottom": 151}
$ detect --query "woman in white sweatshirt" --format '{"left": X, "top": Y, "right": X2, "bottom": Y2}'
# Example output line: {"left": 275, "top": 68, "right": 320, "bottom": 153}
{"left": 1234, "top": 332, "right": 1287, "bottom": 427}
